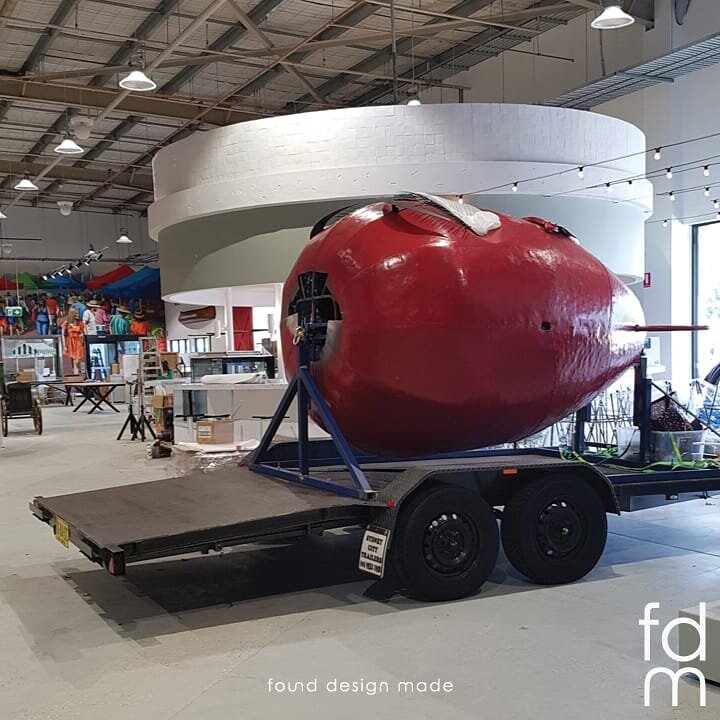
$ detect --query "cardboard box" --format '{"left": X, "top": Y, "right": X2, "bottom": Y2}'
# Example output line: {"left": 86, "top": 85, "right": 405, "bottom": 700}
{"left": 111, "top": 363, "right": 120, "bottom": 375}
{"left": 196, "top": 419, "right": 235, "bottom": 445}
{"left": 17, "top": 370, "right": 36, "bottom": 382}
{"left": 63, "top": 374, "right": 85, "bottom": 383}
{"left": 160, "top": 352, "right": 179, "bottom": 371}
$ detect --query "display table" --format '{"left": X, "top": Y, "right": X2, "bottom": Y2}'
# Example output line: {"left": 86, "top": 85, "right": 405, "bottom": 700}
{"left": 65, "top": 381, "right": 125, "bottom": 414}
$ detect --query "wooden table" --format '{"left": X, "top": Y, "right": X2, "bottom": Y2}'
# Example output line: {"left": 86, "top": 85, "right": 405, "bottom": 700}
{"left": 65, "top": 382, "right": 124, "bottom": 414}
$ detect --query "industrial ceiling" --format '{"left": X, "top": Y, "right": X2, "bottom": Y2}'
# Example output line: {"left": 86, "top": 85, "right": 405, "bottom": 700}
{"left": 0, "top": 0, "right": 652, "bottom": 215}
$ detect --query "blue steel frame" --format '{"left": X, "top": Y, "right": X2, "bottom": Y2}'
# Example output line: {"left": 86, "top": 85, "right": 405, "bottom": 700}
{"left": 249, "top": 339, "right": 375, "bottom": 500}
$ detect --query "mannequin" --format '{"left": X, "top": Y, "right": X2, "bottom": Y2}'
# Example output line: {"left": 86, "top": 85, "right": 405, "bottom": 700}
{"left": 62, "top": 307, "right": 86, "bottom": 375}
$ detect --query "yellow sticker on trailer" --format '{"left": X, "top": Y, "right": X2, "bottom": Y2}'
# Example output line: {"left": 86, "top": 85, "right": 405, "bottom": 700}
{"left": 54, "top": 517, "right": 70, "bottom": 548}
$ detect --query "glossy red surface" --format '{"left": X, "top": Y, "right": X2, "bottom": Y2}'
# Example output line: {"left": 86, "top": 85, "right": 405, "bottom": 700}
{"left": 281, "top": 201, "right": 645, "bottom": 456}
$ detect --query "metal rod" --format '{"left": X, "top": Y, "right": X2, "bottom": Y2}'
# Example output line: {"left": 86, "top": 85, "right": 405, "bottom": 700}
{"left": 623, "top": 325, "right": 710, "bottom": 332}
{"left": 390, "top": 0, "right": 398, "bottom": 104}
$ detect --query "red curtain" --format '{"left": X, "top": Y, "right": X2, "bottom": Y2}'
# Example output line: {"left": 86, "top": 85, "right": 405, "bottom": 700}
{"left": 233, "top": 306, "right": 252, "bottom": 351}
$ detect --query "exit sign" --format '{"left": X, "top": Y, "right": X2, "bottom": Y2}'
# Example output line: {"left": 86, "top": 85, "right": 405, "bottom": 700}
{"left": 5, "top": 306, "right": 22, "bottom": 317}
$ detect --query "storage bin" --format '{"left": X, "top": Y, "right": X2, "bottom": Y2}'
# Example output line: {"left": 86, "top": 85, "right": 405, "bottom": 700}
{"left": 650, "top": 430, "right": 705, "bottom": 462}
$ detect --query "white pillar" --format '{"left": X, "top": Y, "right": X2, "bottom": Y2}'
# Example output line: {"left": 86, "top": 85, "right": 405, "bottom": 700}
{"left": 225, "top": 287, "right": 234, "bottom": 353}
{"left": 273, "top": 283, "right": 285, "bottom": 381}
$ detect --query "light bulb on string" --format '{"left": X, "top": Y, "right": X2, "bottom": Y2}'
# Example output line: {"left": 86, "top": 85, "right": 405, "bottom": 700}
{"left": 605, "top": 183, "right": 612, "bottom": 193}
{"left": 669, "top": 191, "right": 676, "bottom": 201}
{"left": 705, "top": 187, "right": 711, "bottom": 198}
{"left": 654, "top": 148, "right": 662, "bottom": 161}
{"left": 577, "top": 167, "right": 584, "bottom": 179}
{"left": 666, "top": 168, "right": 673, "bottom": 179}
{"left": 512, "top": 182, "right": 518, "bottom": 193}
{"left": 662, "top": 219, "right": 668, "bottom": 228}
{"left": 704, "top": 166, "right": 711, "bottom": 177}
{"left": 714, "top": 199, "right": 719, "bottom": 210}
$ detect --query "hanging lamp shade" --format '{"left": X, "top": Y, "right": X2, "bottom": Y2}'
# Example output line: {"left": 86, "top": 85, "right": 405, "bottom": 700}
{"left": 119, "top": 69, "right": 157, "bottom": 91}
{"left": 14, "top": 176, "right": 38, "bottom": 191}
{"left": 116, "top": 229, "right": 133, "bottom": 244}
{"left": 591, "top": 5, "right": 635, "bottom": 29}
{"left": 54, "top": 137, "right": 84, "bottom": 155}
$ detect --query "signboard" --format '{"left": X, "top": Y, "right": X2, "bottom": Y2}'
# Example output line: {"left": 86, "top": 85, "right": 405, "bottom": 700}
{"left": 5, "top": 306, "right": 23, "bottom": 317}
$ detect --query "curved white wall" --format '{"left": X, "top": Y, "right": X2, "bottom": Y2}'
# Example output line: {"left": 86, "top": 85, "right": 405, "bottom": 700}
{"left": 150, "top": 103, "right": 652, "bottom": 294}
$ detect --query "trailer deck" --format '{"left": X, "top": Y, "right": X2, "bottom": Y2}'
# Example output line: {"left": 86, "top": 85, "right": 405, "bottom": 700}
{"left": 30, "top": 465, "right": 391, "bottom": 572}
{"left": 30, "top": 453, "right": 583, "bottom": 573}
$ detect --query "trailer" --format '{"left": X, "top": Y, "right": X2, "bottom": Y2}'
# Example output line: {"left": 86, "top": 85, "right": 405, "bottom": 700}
{"left": 29, "top": 330, "right": 720, "bottom": 602}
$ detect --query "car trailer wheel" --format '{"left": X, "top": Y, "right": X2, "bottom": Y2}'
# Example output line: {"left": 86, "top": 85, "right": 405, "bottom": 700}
{"left": 392, "top": 484, "right": 499, "bottom": 601}
{"left": 500, "top": 475, "right": 607, "bottom": 585}
{"left": 32, "top": 402, "right": 42, "bottom": 436}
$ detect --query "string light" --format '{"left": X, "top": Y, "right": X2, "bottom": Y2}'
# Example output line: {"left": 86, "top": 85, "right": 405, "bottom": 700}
{"left": 666, "top": 168, "right": 673, "bottom": 179}
{"left": 669, "top": 191, "right": 676, "bottom": 201}
{"left": 464, "top": 129, "right": 720, "bottom": 196}
{"left": 628, "top": 179, "right": 633, "bottom": 186}
{"left": 705, "top": 187, "right": 711, "bottom": 197}
{"left": 714, "top": 199, "right": 719, "bottom": 210}
{"left": 457, "top": 194, "right": 464, "bottom": 204}
{"left": 512, "top": 182, "right": 518, "bottom": 193}
{"left": 577, "top": 167, "right": 584, "bottom": 179}
{"left": 704, "top": 165, "right": 711, "bottom": 177}
{"left": 606, "top": 183, "right": 612, "bottom": 193}
{"left": 662, "top": 219, "right": 668, "bottom": 228}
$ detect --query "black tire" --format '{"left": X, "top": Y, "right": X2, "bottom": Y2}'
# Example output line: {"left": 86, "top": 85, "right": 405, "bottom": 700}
{"left": 501, "top": 475, "right": 607, "bottom": 585}
{"left": 32, "top": 403, "right": 42, "bottom": 435}
{"left": 392, "top": 484, "right": 499, "bottom": 601}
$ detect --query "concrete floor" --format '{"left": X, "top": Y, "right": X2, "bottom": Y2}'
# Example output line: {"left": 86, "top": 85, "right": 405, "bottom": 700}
{"left": 2, "top": 405, "right": 720, "bottom": 719}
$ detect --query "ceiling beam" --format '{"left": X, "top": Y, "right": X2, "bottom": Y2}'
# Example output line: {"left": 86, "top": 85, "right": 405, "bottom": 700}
{"left": 63, "top": 0, "right": 287, "bottom": 207}
{"left": 564, "top": 0, "right": 653, "bottom": 26}
{"left": 0, "top": 0, "right": 19, "bottom": 38}
{"left": 285, "top": 0, "right": 500, "bottom": 110}
{"left": 353, "top": 0, "right": 583, "bottom": 106}
{"left": 0, "top": 78, "right": 259, "bottom": 124}
{"left": 0, "top": 160, "right": 153, "bottom": 191}
{"left": 95, "top": 0, "right": 230, "bottom": 125}
{"left": 226, "top": 0, "right": 326, "bottom": 104}
{"left": 19, "top": 0, "right": 79, "bottom": 75}
{"left": 0, "top": 0, "right": 78, "bottom": 125}
{"left": 363, "top": 0, "right": 543, "bottom": 31}
{"left": 228, "top": 1, "right": 377, "bottom": 104}
{"left": 89, "top": 0, "right": 182, "bottom": 87}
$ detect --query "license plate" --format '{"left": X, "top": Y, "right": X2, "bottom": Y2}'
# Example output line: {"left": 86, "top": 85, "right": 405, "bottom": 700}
{"left": 54, "top": 516, "right": 70, "bottom": 548}
{"left": 359, "top": 526, "right": 390, "bottom": 578}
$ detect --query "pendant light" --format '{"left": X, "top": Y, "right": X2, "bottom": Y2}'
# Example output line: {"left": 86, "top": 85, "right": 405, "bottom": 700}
{"left": 119, "top": 69, "right": 156, "bottom": 92}
{"left": 116, "top": 228, "right": 133, "bottom": 244}
{"left": 0, "top": 209, "right": 6, "bottom": 219}
{"left": 14, "top": 175, "right": 38, "bottom": 191}
{"left": 591, "top": 4, "right": 635, "bottom": 30}
{"left": 54, "top": 136, "right": 84, "bottom": 155}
